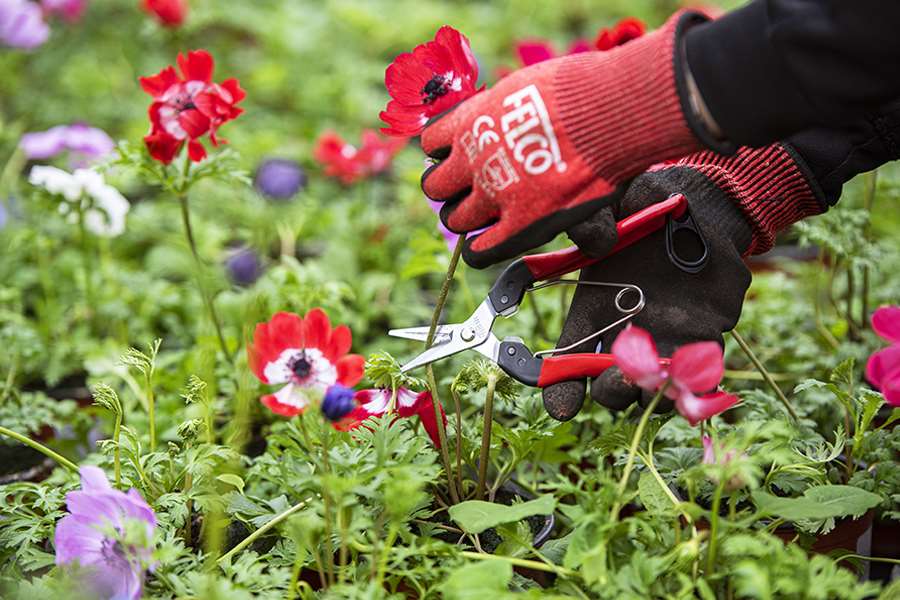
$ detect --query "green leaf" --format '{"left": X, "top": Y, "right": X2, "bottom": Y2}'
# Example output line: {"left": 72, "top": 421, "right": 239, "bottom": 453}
{"left": 439, "top": 561, "right": 512, "bottom": 600}
{"left": 638, "top": 471, "right": 674, "bottom": 517}
{"left": 753, "top": 485, "right": 882, "bottom": 521}
{"left": 448, "top": 495, "right": 556, "bottom": 535}
{"left": 215, "top": 474, "right": 245, "bottom": 494}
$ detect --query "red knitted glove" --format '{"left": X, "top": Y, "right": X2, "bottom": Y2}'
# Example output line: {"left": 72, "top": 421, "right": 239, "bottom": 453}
{"left": 664, "top": 144, "right": 824, "bottom": 255}
{"left": 421, "top": 10, "right": 713, "bottom": 268}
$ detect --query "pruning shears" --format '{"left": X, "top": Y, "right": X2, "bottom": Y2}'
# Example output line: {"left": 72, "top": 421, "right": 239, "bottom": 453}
{"left": 390, "top": 193, "right": 704, "bottom": 387}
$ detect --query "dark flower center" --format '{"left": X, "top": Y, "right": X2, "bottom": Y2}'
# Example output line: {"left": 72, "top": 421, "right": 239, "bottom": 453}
{"left": 173, "top": 94, "right": 197, "bottom": 113}
{"left": 291, "top": 353, "right": 312, "bottom": 379}
{"left": 421, "top": 74, "right": 451, "bottom": 104}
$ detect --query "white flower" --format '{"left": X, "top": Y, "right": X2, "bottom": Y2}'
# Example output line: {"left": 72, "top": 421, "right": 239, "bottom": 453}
{"left": 29, "top": 165, "right": 129, "bottom": 237}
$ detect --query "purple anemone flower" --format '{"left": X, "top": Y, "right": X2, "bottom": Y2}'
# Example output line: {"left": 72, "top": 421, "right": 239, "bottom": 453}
{"left": 322, "top": 384, "right": 355, "bottom": 422}
{"left": 20, "top": 124, "right": 115, "bottom": 165}
{"left": 54, "top": 466, "right": 156, "bottom": 600}
{"left": 0, "top": 0, "right": 50, "bottom": 49}
{"left": 254, "top": 158, "right": 306, "bottom": 200}
{"left": 0, "top": 202, "right": 7, "bottom": 229}
{"left": 225, "top": 246, "right": 263, "bottom": 286}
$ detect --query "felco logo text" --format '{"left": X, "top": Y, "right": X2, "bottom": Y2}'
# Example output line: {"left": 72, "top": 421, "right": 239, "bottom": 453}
{"left": 461, "top": 84, "right": 567, "bottom": 196}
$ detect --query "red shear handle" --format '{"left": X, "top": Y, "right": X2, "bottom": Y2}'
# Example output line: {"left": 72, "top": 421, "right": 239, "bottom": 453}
{"left": 536, "top": 354, "right": 672, "bottom": 387}
{"left": 537, "top": 353, "right": 617, "bottom": 387}
{"left": 522, "top": 193, "right": 687, "bottom": 281}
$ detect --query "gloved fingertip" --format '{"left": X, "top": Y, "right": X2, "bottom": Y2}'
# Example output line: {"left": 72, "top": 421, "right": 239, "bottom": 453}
{"left": 567, "top": 206, "right": 618, "bottom": 258}
{"left": 590, "top": 367, "right": 641, "bottom": 411}
{"left": 420, "top": 106, "right": 459, "bottom": 158}
{"left": 542, "top": 380, "right": 587, "bottom": 421}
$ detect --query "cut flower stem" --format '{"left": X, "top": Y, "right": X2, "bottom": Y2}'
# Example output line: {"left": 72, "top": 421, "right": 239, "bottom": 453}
{"left": 423, "top": 235, "right": 465, "bottom": 503}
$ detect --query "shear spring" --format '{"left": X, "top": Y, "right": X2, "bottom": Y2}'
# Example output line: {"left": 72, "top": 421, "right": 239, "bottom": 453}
{"left": 528, "top": 279, "right": 645, "bottom": 358}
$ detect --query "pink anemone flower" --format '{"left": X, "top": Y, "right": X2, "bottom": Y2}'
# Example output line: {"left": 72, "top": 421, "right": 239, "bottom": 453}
{"left": 611, "top": 325, "right": 739, "bottom": 425}
{"left": 866, "top": 305, "right": 900, "bottom": 407}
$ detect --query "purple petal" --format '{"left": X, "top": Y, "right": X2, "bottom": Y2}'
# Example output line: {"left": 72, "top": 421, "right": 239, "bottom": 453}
{"left": 79, "top": 466, "right": 112, "bottom": 493}
{"left": 20, "top": 126, "right": 68, "bottom": 159}
{"left": 54, "top": 514, "right": 105, "bottom": 566}
{"left": 0, "top": 0, "right": 50, "bottom": 49}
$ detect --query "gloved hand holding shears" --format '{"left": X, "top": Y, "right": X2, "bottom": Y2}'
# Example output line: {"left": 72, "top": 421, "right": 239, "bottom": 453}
{"left": 401, "top": 101, "right": 900, "bottom": 418}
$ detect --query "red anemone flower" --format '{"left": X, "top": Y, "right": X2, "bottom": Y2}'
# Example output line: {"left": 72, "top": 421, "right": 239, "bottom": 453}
{"left": 379, "top": 25, "right": 483, "bottom": 138}
{"left": 139, "top": 49, "right": 245, "bottom": 164}
{"left": 515, "top": 38, "right": 590, "bottom": 66}
{"left": 141, "top": 0, "right": 186, "bottom": 27}
{"left": 335, "top": 388, "right": 447, "bottom": 447}
{"left": 866, "top": 306, "right": 900, "bottom": 407}
{"left": 313, "top": 129, "right": 407, "bottom": 184}
{"left": 611, "top": 325, "right": 739, "bottom": 426}
{"left": 248, "top": 309, "right": 365, "bottom": 417}
{"left": 594, "top": 17, "right": 646, "bottom": 51}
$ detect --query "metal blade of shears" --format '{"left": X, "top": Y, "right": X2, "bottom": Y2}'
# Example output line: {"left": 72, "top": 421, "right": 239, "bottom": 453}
{"left": 393, "top": 299, "right": 498, "bottom": 372}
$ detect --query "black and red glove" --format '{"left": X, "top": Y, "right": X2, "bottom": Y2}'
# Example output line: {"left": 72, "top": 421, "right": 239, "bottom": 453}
{"left": 543, "top": 105, "right": 900, "bottom": 420}
{"left": 420, "top": 11, "right": 721, "bottom": 268}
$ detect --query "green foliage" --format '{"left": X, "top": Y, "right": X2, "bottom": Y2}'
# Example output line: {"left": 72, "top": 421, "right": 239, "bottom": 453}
{"left": 449, "top": 495, "right": 555, "bottom": 535}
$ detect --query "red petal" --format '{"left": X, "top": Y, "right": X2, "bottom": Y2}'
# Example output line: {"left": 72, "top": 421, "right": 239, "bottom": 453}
{"left": 384, "top": 52, "right": 434, "bottom": 106}
{"left": 269, "top": 311, "right": 304, "bottom": 350}
{"left": 872, "top": 306, "right": 900, "bottom": 344}
{"left": 676, "top": 390, "right": 739, "bottom": 426}
{"left": 669, "top": 341, "right": 724, "bottom": 393}
{"left": 611, "top": 325, "right": 664, "bottom": 391}
{"left": 139, "top": 66, "right": 180, "bottom": 97}
{"left": 260, "top": 393, "right": 304, "bottom": 417}
{"left": 143, "top": 130, "right": 182, "bottom": 164}
{"left": 413, "top": 391, "right": 447, "bottom": 448}
{"left": 178, "top": 109, "right": 211, "bottom": 139}
{"left": 336, "top": 355, "right": 365, "bottom": 387}
{"left": 515, "top": 40, "right": 555, "bottom": 66}
{"left": 301, "top": 308, "right": 330, "bottom": 351}
{"left": 434, "top": 25, "right": 479, "bottom": 86}
{"left": 220, "top": 78, "right": 246, "bottom": 104}
{"left": 178, "top": 49, "right": 214, "bottom": 83}
{"left": 327, "top": 325, "right": 352, "bottom": 362}
{"left": 187, "top": 139, "right": 206, "bottom": 162}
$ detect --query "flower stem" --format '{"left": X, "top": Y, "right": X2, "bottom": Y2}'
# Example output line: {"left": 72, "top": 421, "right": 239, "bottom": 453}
{"left": 730, "top": 329, "right": 798, "bottom": 422}
{"left": 320, "top": 427, "right": 336, "bottom": 586}
{"left": 423, "top": 235, "right": 465, "bottom": 503}
{"left": 0, "top": 426, "right": 78, "bottom": 473}
{"left": 706, "top": 480, "right": 726, "bottom": 576}
{"left": 145, "top": 371, "right": 156, "bottom": 452}
{"left": 375, "top": 523, "right": 398, "bottom": 589}
{"left": 113, "top": 410, "right": 122, "bottom": 487}
{"left": 178, "top": 194, "right": 233, "bottom": 366}
{"left": 475, "top": 373, "right": 497, "bottom": 500}
{"left": 452, "top": 388, "right": 464, "bottom": 498}
{"left": 610, "top": 391, "right": 663, "bottom": 520}
{"left": 216, "top": 497, "right": 309, "bottom": 565}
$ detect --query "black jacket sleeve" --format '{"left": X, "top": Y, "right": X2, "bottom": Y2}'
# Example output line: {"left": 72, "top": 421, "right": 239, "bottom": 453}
{"left": 685, "top": 0, "right": 900, "bottom": 147}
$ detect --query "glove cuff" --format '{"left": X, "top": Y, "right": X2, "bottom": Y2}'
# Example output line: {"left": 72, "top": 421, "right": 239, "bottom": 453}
{"left": 554, "top": 10, "right": 724, "bottom": 183}
{"left": 673, "top": 144, "right": 825, "bottom": 255}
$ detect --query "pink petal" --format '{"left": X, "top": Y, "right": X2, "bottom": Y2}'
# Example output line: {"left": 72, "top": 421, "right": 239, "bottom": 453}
{"left": 515, "top": 40, "right": 555, "bottom": 66}
{"left": 566, "top": 39, "right": 591, "bottom": 54}
{"left": 675, "top": 390, "right": 739, "bottom": 427}
{"left": 669, "top": 341, "right": 724, "bottom": 393}
{"left": 882, "top": 369, "right": 900, "bottom": 407}
{"left": 611, "top": 325, "right": 664, "bottom": 391}
{"left": 701, "top": 435, "right": 715, "bottom": 464}
{"left": 872, "top": 306, "right": 900, "bottom": 343}
{"left": 865, "top": 346, "right": 900, "bottom": 388}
